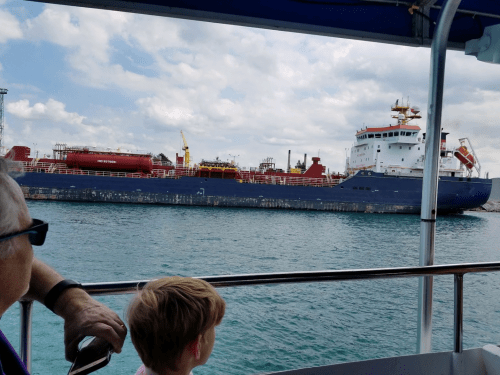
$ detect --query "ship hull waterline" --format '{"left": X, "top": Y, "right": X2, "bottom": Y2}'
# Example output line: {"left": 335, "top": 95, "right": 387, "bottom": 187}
{"left": 15, "top": 171, "right": 492, "bottom": 214}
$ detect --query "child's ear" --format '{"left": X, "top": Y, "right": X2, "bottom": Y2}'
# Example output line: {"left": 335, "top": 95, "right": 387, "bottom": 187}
{"left": 189, "top": 335, "right": 202, "bottom": 360}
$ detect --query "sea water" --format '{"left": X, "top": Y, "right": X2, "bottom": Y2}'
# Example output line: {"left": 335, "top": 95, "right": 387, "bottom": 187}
{"left": 2, "top": 201, "right": 500, "bottom": 375}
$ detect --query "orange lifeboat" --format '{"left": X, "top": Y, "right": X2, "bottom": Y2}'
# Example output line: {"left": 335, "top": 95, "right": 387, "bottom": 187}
{"left": 454, "top": 146, "right": 474, "bottom": 169}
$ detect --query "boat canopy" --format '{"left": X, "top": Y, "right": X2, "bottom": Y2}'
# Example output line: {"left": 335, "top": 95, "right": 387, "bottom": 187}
{"left": 30, "top": 0, "right": 500, "bottom": 51}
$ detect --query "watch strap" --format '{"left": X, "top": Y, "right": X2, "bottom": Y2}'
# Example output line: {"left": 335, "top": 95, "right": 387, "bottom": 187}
{"left": 44, "top": 279, "right": 83, "bottom": 312}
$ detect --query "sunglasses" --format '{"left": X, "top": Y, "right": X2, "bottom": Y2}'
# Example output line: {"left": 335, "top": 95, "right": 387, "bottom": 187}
{"left": 0, "top": 219, "right": 49, "bottom": 246}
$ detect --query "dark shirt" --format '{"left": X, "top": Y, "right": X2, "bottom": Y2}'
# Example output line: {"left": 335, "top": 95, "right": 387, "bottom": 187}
{"left": 0, "top": 328, "right": 30, "bottom": 375}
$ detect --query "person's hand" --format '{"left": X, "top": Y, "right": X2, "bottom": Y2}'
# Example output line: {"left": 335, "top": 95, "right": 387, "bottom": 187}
{"left": 54, "top": 288, "right": 127, "bottom": 361}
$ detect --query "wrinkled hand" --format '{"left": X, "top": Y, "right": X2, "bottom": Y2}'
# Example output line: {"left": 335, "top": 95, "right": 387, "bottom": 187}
{"left": 55, "top": 288, "right": 127, "bottom": 361}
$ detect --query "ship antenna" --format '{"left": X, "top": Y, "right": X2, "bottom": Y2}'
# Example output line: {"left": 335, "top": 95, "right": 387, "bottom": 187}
{"left": 0, "top": 88, "right": 7, "bottom": 156}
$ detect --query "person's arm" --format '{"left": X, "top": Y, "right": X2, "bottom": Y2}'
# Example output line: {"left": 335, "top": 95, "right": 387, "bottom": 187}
{"left": 22, "top": 257, "right": 127, "bottom": 361}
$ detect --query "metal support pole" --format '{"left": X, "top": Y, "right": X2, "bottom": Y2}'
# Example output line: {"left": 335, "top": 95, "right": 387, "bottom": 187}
{"left": 454, "top": 274, "right": 464, "bottom": 353}
{"left": 19, "top": 300, "right": 33, "bottom": 372}
{"left": 417, "top": 0, "right": 462, "bottom": 354}
{"left": 0, "top": 88, "right": 7, "bottom": 155}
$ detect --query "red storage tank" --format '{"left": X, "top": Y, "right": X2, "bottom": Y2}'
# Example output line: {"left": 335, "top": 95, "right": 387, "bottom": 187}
{"left": 66, "top": 153, "right": 153, "bottom": 174}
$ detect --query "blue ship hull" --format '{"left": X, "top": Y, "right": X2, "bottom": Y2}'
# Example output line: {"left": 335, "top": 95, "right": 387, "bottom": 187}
{"left": 15, "top": 171, "right": 492, "bottom": 214}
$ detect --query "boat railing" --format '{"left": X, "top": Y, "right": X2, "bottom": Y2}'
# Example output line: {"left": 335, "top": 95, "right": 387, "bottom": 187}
{"left": 17, "top": 261, "right": 500, "bottom": 372}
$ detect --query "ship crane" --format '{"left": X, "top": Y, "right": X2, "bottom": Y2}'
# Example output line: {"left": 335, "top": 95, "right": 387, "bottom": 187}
{"left": 180, "top": 130, "right": 190, "bottom": 168}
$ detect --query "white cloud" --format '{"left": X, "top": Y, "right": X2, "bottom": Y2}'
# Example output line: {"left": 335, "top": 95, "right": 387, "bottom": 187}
{"left": 6, "top": 98, "right": 86, "bottom": 125}
{"left": 137, "top": 96, "right": 194, "bottom": 126}
{"left": 0, "top": 9, "right": 22, "bottom": 42}
{"left": 25, "top": 6, "right": 131, "bottom": 64}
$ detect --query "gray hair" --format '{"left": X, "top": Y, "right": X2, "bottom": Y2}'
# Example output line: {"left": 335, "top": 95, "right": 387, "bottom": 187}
{"left": 0, "top": 158, "right": 26, "bottom": 259}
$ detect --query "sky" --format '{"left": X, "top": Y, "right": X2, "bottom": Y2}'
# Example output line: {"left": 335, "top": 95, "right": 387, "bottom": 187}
{"left": 0, "top": 0, "right": 499, "bottom": 177}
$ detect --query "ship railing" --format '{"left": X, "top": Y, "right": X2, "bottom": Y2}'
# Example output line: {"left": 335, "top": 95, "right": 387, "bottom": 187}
{"left": 152, "top": 169, "right": 169, "bottom": 178}
{"left": 152, "top": 161, "right": 173, "bottom": 167}
{"left": 248, "top": 175, "right": 340, "bottom": 187}
{"left": 17, "top": 261, "right": 500, "bottom": 372}
{"left": 174, "top": 168, "right": 197, "bottom": 177}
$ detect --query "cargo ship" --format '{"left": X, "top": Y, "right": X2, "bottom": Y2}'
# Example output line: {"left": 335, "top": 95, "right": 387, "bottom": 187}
{"left": 5, "top": 100, "right": 492, "bottom": 214}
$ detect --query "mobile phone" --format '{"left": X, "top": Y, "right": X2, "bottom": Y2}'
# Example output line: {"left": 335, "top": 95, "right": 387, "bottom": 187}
{"left": 68, "top": 337, "right": 113, "bottom": 375}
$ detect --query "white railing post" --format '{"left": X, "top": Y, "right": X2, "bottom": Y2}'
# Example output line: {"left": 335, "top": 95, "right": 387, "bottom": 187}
{"left": 417, "top": 0, "right": 462, "bottom": 354}
{"left": 19, "top": 300, "right": 33, "bottom": 372}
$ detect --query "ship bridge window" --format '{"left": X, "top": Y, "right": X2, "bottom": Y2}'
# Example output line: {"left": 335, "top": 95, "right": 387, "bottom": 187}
{"left": 394, "top": 131, "right": 399, "bottom": 136}
{"left": 368, "top": 134, "right": 374, "bottom": 138}
{"left": 383, "top": 133, "right": 387, "bottom": 138}
{"left": 375, "top": 134, "right": 381, "bottom": 138}
{"left": 389, "top": 132, "right": 393, "bottom": 137}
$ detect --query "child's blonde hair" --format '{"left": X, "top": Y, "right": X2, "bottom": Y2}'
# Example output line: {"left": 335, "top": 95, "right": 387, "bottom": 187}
{"left": 127, "top": 276, "right": 225, "bottom": 373}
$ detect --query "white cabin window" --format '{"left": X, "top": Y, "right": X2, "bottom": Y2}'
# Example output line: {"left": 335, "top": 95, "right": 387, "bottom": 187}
{"left": 409, "top": 147, "right": 411, "bottom": 150}
{"left": 400, "top": 146, "right": 402, "bottom": 149}
{"left": 418, "top": 147, "right": 420, "bottom": 150}
{"left": 378, "top": 145, "right": 380, "bottom": 149}
{"left": 402, "top": 158, "right": 404, "bottom": 161}
{"left": 389, "top": 146, "right": 391, "bottom": 149}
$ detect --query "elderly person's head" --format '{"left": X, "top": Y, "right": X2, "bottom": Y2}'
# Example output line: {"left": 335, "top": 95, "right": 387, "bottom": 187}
{"left": 0, "top": 158, "right": 40, "bottom": 314}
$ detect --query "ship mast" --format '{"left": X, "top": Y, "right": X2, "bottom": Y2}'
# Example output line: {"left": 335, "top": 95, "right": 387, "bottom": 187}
{"left": 391, "top": 98, "right": 421, "bottom": 125}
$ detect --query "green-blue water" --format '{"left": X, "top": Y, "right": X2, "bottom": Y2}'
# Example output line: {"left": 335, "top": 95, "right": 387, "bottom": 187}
{"left": 2, "top": 202, "right": 500, "bottom": 374}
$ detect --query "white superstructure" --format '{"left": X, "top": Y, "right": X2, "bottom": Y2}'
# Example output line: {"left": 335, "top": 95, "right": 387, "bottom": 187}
{"left": 346, "top": 100, "right": 479, "bottom": 178}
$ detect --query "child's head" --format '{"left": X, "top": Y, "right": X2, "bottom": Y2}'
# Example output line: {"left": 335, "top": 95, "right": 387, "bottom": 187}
{"left": 127, "top": 277, "right": 226, "bottom": 374}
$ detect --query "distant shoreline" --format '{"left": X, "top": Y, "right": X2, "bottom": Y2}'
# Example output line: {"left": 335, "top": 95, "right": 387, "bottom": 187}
{"left": 468, "top": 200, "right": 500, "bottom": 212}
